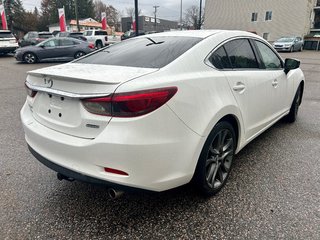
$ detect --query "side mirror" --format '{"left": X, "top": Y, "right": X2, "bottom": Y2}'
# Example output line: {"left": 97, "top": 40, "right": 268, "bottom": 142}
{"left": 284, "top": 58, "right": 300, "bottom": 74}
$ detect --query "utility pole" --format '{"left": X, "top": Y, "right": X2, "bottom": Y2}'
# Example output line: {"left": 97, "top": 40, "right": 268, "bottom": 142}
{"left": 198, "top": 0, "right": 203, "bottom": 30}
{"left": 153, "top": 5, "right": 159, "bottom": 31}
{"left": 75, "top": 0, "right": 80, "bottom": 32}
{"left": 180, "top": 0, "right": 182, "bottom": 30}
{"left": 134, "top": 0, "right": 139, "bottom": 36}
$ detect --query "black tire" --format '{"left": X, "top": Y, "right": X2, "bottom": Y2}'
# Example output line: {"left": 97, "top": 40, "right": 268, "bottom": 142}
{"left": 286, "top": 85, "right": 302, "bottom": 123}
{"left": 23, "top": 52, "right": 37, "bottom": 64}
{"left": 74, "top": 51, "right": 86, "bottom": 59}
{"left": 193, "top": 121, "right": 236, "bottom": 196}
{"left": 96, "top": 41, "right": 103, "bottom": 49}
{"left": 290, "top": 46, "right": 294, "bottom": 52}
{"left": 299, "top": 45, "right": 303, "bottom": 52}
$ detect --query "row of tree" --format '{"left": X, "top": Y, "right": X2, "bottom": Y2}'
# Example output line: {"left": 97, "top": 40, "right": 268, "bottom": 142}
{"left": 0, "top": 0, "right": 203, "bottom": 35}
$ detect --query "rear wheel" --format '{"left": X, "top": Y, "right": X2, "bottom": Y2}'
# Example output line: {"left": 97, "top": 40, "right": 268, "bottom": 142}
{"left": 193, "top": 121, "right": 236, "bottom": 196}
{"left": 286, "top": 85, "right": 302, "bottom": 123}
{"left": 74, "top": 51, "right": 85, "bottom": 59}
{"left": 23, "top": 52, "right": 37, "bottom": 64}
{"left": 96, "top": 41, "right": 103, "bottom": 49}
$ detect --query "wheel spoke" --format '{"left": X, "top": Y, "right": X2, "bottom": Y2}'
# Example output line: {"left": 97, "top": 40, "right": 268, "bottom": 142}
{"left": 222, "top": 138, "right": 232, "bottom": 152}
{"left": 209, "top": 145, "right": 219, "bottom": 155}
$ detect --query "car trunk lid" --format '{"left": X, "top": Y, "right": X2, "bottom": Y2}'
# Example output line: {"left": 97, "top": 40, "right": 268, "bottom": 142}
{"left": 26, "top": 63, "right": 158, "bottom": 138}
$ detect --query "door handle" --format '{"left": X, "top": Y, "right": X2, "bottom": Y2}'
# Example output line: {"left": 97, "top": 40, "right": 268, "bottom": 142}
{"left": 272, "top": 79, "right": 278, "bottom": 87}
{"left": 233, "top": 82, "right": 246, "bottom": 93}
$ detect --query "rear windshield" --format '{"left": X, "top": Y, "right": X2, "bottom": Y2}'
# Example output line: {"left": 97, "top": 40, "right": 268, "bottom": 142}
{"left": 76, "top": 36, "right": 202, "bottom": 68}
{"left": 39, "top": 33, "right": 52, "bottom": 38}
{"left": 0, "top": 32, "right": 14, "bottom": 38}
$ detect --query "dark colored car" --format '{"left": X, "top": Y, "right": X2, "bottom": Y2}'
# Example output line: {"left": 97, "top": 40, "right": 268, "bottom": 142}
{"left": 121, "top": 30, "right": 145, "bottom": 41}
{"left": 19, "top": 31, "right": 53, "bottom": 47}
{"left": 15, "top": 37, "right": 95, "bottom": 63}
{"left": 56, "top": 32, "right": 87, "bottom": 41}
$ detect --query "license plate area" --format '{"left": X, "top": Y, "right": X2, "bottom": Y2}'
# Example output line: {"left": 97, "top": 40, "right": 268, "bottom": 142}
{"left": 34, "top": 93, "right": 82, "bottom": 127}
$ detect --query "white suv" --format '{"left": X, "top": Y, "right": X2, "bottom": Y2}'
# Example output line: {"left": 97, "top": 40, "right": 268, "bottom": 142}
{"left": 83, "top": 30, "right": 108, "bottom": 48}
{"left": 0, "top": 30, "right": 19, "bottom": 54}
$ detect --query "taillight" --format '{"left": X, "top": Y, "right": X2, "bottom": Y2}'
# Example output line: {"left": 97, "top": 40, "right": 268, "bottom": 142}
{"left": 25, "top": 83, "right": 37, "bottom": 97}
{"left": 88, "top": 43, "right": 95, "bottom": 49}
{"left": 82, "top": 87, "right": 178, "bottom": 117}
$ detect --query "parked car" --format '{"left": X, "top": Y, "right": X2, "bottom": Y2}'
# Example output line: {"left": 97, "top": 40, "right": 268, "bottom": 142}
{"left": 56, "top": 32, "right": 87, "bottom": 41}
{"left": 121, "top": 30, "right": 145, "bottom": 40}
{"left": 15, "top": 37, "right": 94, "bottom": 63}
{"left": 82, "top": 30, "right": 108, "bottom": 48}
{"left": 273, "top": 36, "right": 304, "bottom": 52}
{"left": 21, "top": 30, "right": 304, "bottom": 197}
{"left": 0, "top": 30, "right": 19, "bottom": 54}
{"left": 19, "top": 31, "right": 53, "bottom": 47}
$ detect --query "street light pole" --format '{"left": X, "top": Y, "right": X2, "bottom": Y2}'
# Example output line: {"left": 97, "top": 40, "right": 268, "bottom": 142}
{"left": 153, "top": 5, "right": 159, "bottom": 31}
{"left": 198, "top": 0, "right": 203, "bottom": 30}
{"left": 134, "top": 0, "right": 139, "bottom": 36}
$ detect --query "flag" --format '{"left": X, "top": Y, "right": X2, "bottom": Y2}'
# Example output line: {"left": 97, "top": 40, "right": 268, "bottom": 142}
{"left": 0, "top": 4, "right": 8, "bottom": 30}
{"left": 58, "top": 7, "right": 66, "bottom": 32}
{"left": 101, "top": 12, "right": 107, "bottom": 30}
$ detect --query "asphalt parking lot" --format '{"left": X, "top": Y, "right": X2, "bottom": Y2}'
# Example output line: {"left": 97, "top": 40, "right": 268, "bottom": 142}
{"left": 1, "top": 51, "right": 320, "bottom": 239}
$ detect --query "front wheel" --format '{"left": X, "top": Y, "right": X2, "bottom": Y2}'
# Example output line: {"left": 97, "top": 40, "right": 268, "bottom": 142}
{"left": 193, "top": 121, "right": 236, "bottom": 196}
{"left": 23, "top": 52, "right": 37, "bottom": 64}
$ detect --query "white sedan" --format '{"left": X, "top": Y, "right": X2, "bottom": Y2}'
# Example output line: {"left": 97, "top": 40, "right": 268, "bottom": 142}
{"left": 21, "top": 30, "right": 304, "bottom": 197}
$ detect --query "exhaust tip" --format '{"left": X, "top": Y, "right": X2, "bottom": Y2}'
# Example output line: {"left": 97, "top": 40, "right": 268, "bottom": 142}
{"left": 108, "top": 188, "right": 124, "bottom": 199}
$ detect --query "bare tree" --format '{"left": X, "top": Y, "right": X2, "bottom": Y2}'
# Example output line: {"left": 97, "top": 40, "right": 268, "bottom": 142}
{"left": 93, "top": 0, "right": 120, "bottom": 30}
{"left": 126, "top": 7, "right": 141, "bottom": 19}
{"left": 184, "top": 5, "right": 204, "bottom": 29}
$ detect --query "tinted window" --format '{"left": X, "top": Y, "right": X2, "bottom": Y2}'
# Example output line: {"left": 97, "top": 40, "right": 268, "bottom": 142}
{"left": 95, "top": 31, "right": 107, "bottom": 36}
{"left": 0, "top": 32, "right": 14, "bottom": 38}
{"left": 209, "top": 46, "right": 231, "bottom": 69}
{"left": 255, "top": 41, "right": 282, "bottom": 69}
{"left": 76, "top": 36, "right": 202, "bottom": 68}
{"left": 39, "top": 33, "right": 52, "bottom": 38}
{"left": 224, "top": 39, "right": 259, "bottom": 69}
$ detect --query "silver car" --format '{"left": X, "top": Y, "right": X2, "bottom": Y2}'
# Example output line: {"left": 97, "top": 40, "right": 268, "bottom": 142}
{"left": 273, "top": 37, "right": 304, "bottom": 52}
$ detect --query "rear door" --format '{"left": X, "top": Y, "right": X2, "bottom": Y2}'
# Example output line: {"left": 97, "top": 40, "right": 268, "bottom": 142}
{"left": 57, "top": 38, "right": 78, "bottom": 59}
{"left": 219, "top": 38, "right": 276, "bottom": 141}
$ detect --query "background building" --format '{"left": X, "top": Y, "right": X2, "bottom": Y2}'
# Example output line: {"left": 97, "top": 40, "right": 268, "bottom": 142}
{"left": 121, "top": 16, "right": 178, "bottom": 33}
{"left": 48, "top": 18, "right": 102, "bottom": 33}
{"left": 204, "top": 0, "right": 320, "bottom": 42}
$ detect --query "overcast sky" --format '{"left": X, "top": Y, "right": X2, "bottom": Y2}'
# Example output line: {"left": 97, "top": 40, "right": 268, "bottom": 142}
{"left": 22, "top": 0, "right": 205, "bottom": 21}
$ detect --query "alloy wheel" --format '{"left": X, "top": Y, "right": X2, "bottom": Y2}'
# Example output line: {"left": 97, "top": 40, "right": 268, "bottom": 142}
{"left": 205, "top": 128, "right": 234, "bottom": 190}
{"left": 24, "top": 53, "right": 36, "bottom": 64}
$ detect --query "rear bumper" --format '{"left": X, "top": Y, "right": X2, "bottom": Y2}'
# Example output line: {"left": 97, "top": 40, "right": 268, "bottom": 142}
{"left": 21, "top": 101, "right": 204, "bottom": 192}
{"left": 28, "top": 145, "right": 150, "bottom": 193}
{"left": 0, "top": 46, "right": 18, "bottom": 53}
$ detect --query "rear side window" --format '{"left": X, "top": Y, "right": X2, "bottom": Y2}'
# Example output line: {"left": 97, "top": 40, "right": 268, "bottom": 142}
{"left": 0, "top": 32, "right": 14, "bottom": 38}
{"left": 209, "top": 46, "right": 232, "bottom": 69}
{"left": 83, "top": 31, "right": 92, "bottom": 36}
{"left": 39, "top": 34, "right": 52, "bottom": 38}
{"left": 60, "top": 38, "right": 76, "bottom": 46}
{"left": 224, "top": 39, "right": 259, "bottom": 69}
{"left": 76, "top": 36, "right": 202, "bottom": 68}
{"left": 95, "top": 31, "right": 107, "bottom": 36}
